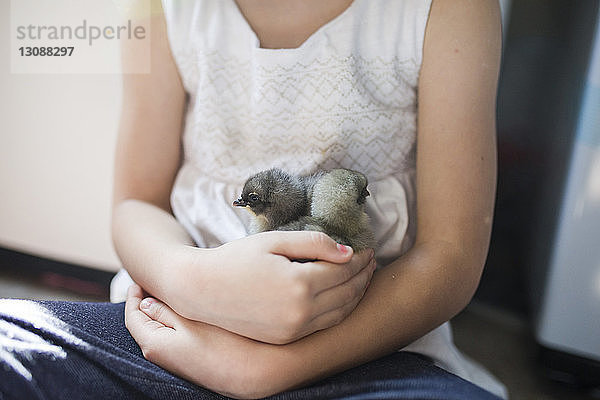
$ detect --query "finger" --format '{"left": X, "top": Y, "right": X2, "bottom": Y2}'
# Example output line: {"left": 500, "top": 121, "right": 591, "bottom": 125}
{"left": 138, "top": 297, "right": 184, "bottom": 329}
{"left": 304, "top": 248, "right": 374, "bottom": 294}
{"left": 128, "top": 283, "right": 144, "bottom": 299}
{"left": 124, "top": 286, "right": 175, "bottom": 351}
{"left": 265, "top": 230, "right": 354, "bottom": 263}
{"left": 308, "top": 288, "right": 364, "bottom": 333}
{"left": 311, "top": 256, "right": 376, "bottom": 318}
{"left": 306, "top": 259, "right": 376, "bottom": 333}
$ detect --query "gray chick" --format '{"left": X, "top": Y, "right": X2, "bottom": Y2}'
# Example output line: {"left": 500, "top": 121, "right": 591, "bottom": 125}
{"left": 280, "top": 169, "right": 375, "bottom": 252}
{"left": 233, "top": 168, "right": 313, "bottom": 234}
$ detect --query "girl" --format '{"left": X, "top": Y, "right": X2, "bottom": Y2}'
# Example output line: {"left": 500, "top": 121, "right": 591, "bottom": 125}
{"left": 1, "top": 0, "right": 506, "bottom": 398}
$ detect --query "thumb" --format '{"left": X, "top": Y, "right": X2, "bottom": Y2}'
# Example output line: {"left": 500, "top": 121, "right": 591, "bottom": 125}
{"left": 266, "top": 230, "right": 354, "bottom": 263}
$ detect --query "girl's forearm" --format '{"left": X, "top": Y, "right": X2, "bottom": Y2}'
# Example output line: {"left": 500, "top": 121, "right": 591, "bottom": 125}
{"left": 122, "top": 237, "right": 486, "bottom": 398}
{"left": 112, "top": 200, "right": 375, "bottom": 341}
{"left": 272, "top": 240, "right": 481, "bottom": 392}
{"left": 111, "top": 199, "right": 206, "bottom": 304}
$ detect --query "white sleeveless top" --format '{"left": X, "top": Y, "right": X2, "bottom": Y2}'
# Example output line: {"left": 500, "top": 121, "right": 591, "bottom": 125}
{"left": 156, "top": 1, "right": 507, "bottom": 397}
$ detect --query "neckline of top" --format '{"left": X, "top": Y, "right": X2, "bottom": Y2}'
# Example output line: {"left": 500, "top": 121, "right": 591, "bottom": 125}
{"left": 230, "top": 0, "right": 359, "bottom": 52}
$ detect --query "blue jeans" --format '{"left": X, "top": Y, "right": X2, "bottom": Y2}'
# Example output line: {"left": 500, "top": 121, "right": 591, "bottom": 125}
{"left": 0, "top": 299, "right": 500, "bottom": 399}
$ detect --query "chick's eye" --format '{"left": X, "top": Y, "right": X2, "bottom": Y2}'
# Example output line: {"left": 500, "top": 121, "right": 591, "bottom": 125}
{"left": 357, "top": 187, "right": 370, "bottom": 204}
{"left": 248, "top": 193, "right": 260, "bottom": 203}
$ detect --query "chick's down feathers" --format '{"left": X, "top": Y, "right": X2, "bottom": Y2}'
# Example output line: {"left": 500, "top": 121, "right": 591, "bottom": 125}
{"left": 234, "top": 168, "right": 375, "bottom": 252}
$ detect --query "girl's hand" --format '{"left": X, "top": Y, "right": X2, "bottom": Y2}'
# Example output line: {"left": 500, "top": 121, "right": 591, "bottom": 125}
{"left": 170, "top": 230, "right": 375, "bottom": 344}
{"left": 125, "top": 284, "right": 295, "bottom": 399}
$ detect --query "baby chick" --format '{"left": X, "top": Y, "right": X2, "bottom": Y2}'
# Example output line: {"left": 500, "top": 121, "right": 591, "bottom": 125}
{"left": 307, "top": 168, "right": 375, "bottom": 252}
{"left": 235, "top": 168, "right": 375, "bottom": 252}
{"left": 233, "top": 168, "right": 312, "bottom": 234}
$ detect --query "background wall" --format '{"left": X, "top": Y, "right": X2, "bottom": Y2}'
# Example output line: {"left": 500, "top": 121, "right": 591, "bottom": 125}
{"left": 477, "top": 0, "right": 599, "bottom": 315}
{"left": 0, "top": 0, "right": 122, "bottom": 272}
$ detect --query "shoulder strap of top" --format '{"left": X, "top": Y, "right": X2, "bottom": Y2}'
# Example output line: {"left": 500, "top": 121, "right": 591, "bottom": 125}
{"left": 366, "top": 0, "right": 433, "bottom": 67}
{"left": 409, "top": 0, "right": 434, "bottom": 67}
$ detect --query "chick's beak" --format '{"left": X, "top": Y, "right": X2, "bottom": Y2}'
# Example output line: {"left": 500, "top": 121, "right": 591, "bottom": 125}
{"left": 233, "top": 198, "right": 247, "bottom": 207}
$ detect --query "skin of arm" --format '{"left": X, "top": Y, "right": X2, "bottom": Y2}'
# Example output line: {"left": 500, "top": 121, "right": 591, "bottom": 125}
{"left": 111, "top": 0, "right": 190, "bottom": 297}
{"left": 113, "top": 2, "right": 375, "bottom": 345}
{"left": 125, "top": 0, "right": 503, "bottom": 398}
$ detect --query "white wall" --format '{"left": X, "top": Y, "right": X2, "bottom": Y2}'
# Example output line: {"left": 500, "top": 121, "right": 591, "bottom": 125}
{"left": 0, "top": 0, "right": 122, "bottom": 272}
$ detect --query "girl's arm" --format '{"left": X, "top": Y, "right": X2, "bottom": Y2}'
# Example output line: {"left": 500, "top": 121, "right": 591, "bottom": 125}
{"left": 125, "top": 0, "right": 502, "bottom": 398}
{"left": 274, "top": 0, "right": 503, "bottom": 386}
{"left": 111, "top": 1, "right": 191, "bottom": 302}
{"left": 270, "top": 0, "right": 503, "bottom": 387}
{"left": 113, "top": 3, "right": 374, "bottom": 345}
